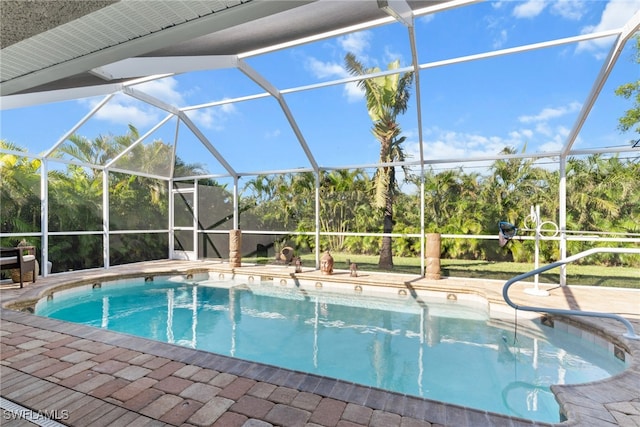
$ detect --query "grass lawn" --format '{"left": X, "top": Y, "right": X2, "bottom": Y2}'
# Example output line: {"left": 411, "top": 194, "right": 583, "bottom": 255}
{"left": 246, "top": 252, "right": 640, "bottom": 289}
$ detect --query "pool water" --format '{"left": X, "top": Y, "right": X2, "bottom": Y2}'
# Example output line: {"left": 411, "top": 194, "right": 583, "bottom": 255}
{"left": 35, "top": 278, "right": 626, "bottom": 423}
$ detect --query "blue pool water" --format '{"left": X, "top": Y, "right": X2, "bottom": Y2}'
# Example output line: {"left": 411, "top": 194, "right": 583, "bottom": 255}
{"left": 35, "top": 277, "right": 626, "bottom": 423}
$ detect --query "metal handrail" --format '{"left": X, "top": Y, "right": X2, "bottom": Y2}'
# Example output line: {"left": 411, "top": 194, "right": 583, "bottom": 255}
{"left": 503, "top": 247, "right": 640, "bottom": 340}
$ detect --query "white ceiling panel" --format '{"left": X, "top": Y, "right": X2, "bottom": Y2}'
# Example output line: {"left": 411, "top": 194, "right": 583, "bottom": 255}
{"left": 0, "top": 0, "right": 305, "bottom": 96}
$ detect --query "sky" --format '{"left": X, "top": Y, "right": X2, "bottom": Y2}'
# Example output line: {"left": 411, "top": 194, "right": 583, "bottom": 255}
{"left": 1, "top": 0, "right": 639, "bottom": 181}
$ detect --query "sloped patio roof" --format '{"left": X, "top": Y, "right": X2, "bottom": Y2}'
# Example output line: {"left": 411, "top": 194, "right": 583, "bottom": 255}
{"left": 1, "top": 0, "right": 452, "bottom": 97}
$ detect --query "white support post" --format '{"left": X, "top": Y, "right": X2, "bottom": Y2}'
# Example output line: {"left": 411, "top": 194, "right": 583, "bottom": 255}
{"left": 420, "top": 176, "right": 425, "bottom": 277}
{"left": 559, "top": 155, "right": 568, "bottom": 286}
{"left": 40, "top": 159, "right": 48, "bottom": 276}
{"left": 103, "top": 170, "right": 110, "bottom": 269}
{"left": 168, "top": 180, "right": 174, "bottom": 258}
{"left": 233, "top": 176, "right": 239, "bottom": 230}
{"left": 315, "top": 172, "right": 321, "bottom": 269}
{"left": 193, "top": 179, "right": 199, "bottom": 260}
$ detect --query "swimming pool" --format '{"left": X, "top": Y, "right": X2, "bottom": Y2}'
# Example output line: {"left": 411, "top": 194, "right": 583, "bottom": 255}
{"left": 34, "top": 275, "right": 626, "bottom": 423}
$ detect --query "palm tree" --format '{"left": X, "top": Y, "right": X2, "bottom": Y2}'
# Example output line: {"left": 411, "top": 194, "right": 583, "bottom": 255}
{"left": 344, "top": 52, "right": 414, "bottom": 269}
{"left": 615, "top": 34, "right": 640, "bottom": 136}
{"left": 0, "top": 140, "right": 41, "bottom": 234}
{"left": 320, "top": 169, "right": 371, "bottom": 251}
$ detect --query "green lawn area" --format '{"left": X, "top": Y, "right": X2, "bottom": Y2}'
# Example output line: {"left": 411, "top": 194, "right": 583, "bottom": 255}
{"left": 246, "top": 253, "right": 640, "bottom": 288}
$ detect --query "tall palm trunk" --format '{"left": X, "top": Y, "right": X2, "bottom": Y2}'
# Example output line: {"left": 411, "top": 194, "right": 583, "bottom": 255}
{"left": 379, "top": 167, "right": 395, "bottom": 269}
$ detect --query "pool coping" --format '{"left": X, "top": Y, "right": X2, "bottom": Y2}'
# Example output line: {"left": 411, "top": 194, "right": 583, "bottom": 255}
{"left": 1, "top": 260, "right": 639, "bottom": 426}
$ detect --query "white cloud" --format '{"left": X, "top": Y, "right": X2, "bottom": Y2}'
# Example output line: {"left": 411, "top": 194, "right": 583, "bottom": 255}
{"left": 304, "top": 29, "right": 403, "bottom": 105}
{"left": 86, "top": 93, "right": 160, "bottom": 127}
{"left": 383, "top": 45, "right": 406, "bottom": 68}
{"left": 518, "top": 101, "right": 582, "bottom": 123}
{"left": 305, "top": 57, "right": 346, "bottom": 79}
{"left": 535, "top": 122, "right": 554, "bottom": 137}
{"left": 184, "top": 109, "right": 215, "bottom": 130}
{"left": 338, "top": 32, "right": 372, "bottom": 57}
{"left": 305, "top": 49, "right": 364, "bottom": 102}
{"left": 219, "top": 102, "right": 237, "bottom": 115}
{"left": 304, "top": 56, "right": 364, "bottom": 102}
{"left": 539, "top": 126, "right": 570, "bottom": 152}
{"left": 585, "top": 0, "right": 640, "bottom": 31}
{"left": 129, "top": 77, "right": 238, "bottom": 130}
{"left": 344, "top": 81, "right": 364, "bottom": 103}
{"left": 509, "top": 129, "right": 534, "bottom": 140}
{"left": 403, "top": 103, "right": 580, "bottom": 171}
{"left": 539, "top": 138, "right": 564, "bottom": 153}
{"left": 184, "top": 101, "right": 237, "bottom": 131}
{"left": 493, "top": 29, "right": 508, "bottom": 49}
{"left": 418, "top": 14, "right": 434, "bottom": 24}
{"left": 405, "top": 127, "right": 515, "bottom": 166}
{"left": 577, "top": 0, "right": 640, "bottom": 53}
{"left": 513, "top": 0, "right": 548, "bottom": 19}
{"left": 492, "top": 1, "right": 506, "bottom": 10}
{"left": 550, "top": 0, "right": 586, "bottom": 20}
{"left": 80, "top": 77, "right": 224, "bottom": 130}
{"left": 264, "top": 129, "right": 281, "bottom": 139}
{"left": 135, "top": 77, "right": 185, "bottom": 106}
{"left": 511, "top": 103, "right": 581, "bottom": 148}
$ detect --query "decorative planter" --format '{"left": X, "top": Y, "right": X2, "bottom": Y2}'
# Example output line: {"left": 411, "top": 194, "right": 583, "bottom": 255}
{"left": 11, "top": 260, "right": 38, "bottom": 283}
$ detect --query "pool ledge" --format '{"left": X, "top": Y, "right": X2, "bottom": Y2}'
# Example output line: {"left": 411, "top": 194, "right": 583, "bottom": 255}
{"left": 1, "top": 260, "right": 639, "bottom": 426}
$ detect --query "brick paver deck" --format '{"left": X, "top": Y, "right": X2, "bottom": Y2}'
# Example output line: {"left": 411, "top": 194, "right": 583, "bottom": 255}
{"left": 1, "top": 260, "right": 638, "bottom": 426}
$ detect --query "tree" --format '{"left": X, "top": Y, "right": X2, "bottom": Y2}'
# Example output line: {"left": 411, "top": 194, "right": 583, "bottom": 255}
{"left": 0, "top": 140, "right": 41, "bottom": 234}
{"left": 344, "top": 52, "right": 414, "bottom": 269}
{"left": 615, "top": 34, "right": 640, "bottom": 137}
{"left": 320, "top": 169, "right": 372, "bottom": 252}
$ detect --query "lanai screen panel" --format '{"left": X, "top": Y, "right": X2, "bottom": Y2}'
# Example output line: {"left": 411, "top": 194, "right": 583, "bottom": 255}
{"left": 238, "top": 172, "right": 313, "bottom": 233}
{"left": 573, "top": 39, "right": 640, "bottom": 152}
{"left": 173, "top": 120, "right": 228, "bottom": 178}
{"left": 417, "top": 47, "right": 599, "bottom": 161}
{"left": 175, "top": 67, "right": 265, "bottom": 103}
{"left": 47, "top": 166, "right": 103, "bottom": 232}
{"left": 46, "top": 166, "right": 104, "bottom": 273}
{"left": 194, "top": 95, "right": 315, "bottom": 172}
{"left": 48, "top": 234, "right": 104, "bottom": 273}
{"left": 417, "top": 1, "right": 607, "bottom": 61}
{"left": 1, "top": 101, "right": 82, "bottom": 155}
{"left": 110, "top": 233, "right": 169, "bottom": 267}
{"left": 198, "top": 177, "right": 235, "bottom": 231}
{"left": 109, "top": 172, "right": 168, "bottom": 231}
{"left": 109, "top": 116, "right": 179, "bottom": 178}
{"left": 197, "top": 177, "right": 235, "bottom": 260}
{"left": 44, "top": 94, "right": 172, "bottom": 171}
{"left": 284, "top": 85, "right": 389, "bottom": 168}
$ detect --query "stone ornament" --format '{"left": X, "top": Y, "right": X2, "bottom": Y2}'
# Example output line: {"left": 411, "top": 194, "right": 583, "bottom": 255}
{"left": 350, "top": 263, "right": 358, "bottom": 277}
{"left": 320, "top": 251, "right": 334, "bottom": 275}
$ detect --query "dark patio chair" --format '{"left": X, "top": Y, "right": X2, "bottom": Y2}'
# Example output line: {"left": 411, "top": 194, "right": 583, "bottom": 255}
{"left": 0, "top": 247, "right": 37, "bottom": 288}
